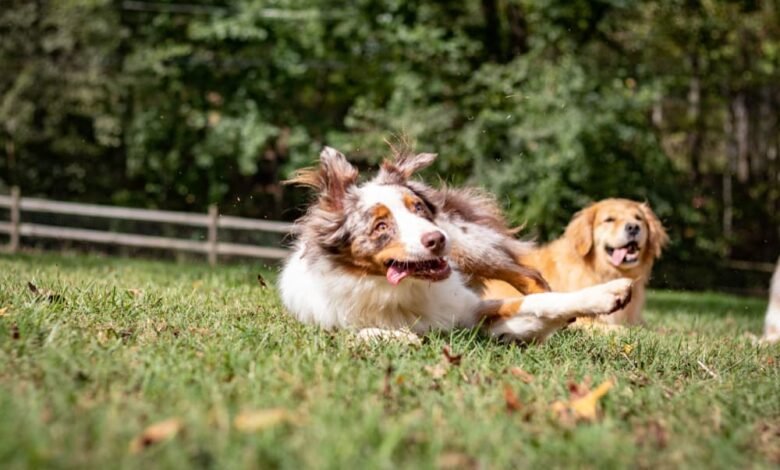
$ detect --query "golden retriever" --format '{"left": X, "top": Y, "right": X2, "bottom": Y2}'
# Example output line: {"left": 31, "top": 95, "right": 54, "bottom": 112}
{"left": 484, "top": 198, "right": 668, "bottom": 326}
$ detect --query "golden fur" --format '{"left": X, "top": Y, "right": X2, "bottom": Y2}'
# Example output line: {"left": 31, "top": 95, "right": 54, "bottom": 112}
{"left": 484, "top": 198, "right": 668, "bottom": 325}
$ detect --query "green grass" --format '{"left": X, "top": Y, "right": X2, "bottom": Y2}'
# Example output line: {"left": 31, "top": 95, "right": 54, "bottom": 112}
{"left": 0, "top": 252, "right": 778, "bottom": 469}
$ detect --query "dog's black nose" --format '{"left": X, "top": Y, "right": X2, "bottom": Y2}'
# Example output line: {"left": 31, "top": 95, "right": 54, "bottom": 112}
{"left": 421, "top": 231, "right": 446, "bottom": 254}
{"left": 625, "top": 223, "right": 641, "bottom": 237}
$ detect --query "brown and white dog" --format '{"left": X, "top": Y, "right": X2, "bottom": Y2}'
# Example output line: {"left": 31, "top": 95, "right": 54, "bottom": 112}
{"left": 279, "top": 147, "right": 633, "bottom": 343}
{"left": 485, "top": 198, "right": 668, "bottom": 326}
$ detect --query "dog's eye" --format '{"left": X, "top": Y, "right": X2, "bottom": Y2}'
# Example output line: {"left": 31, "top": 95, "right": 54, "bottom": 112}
{"left": 414, "top": 201, "right": 427, "bottom": 214}
{"left": 374, "top": 221, "right": 388, "bottom": 233}
{"left": 635, "top": 214, "right": 643, "bottom": 221}
{"left": 604, "top": 216, "right": 615, "bottom": 223}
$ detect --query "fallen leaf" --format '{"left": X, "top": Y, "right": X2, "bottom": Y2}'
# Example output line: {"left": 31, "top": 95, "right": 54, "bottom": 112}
{"left": 570, "top": 379, "right": 614, "bottom": 421}
{"left": 442, "top": 346, "right": 462, "bottom": 366}
{"left": 256, "top": 274, "right": 268, "bottom": 288}
{"left": 552, "top": 378, "right": 614, "bottom": 424}
{"left": 129, "top": 418, "right": 182, "bottom": 453}
{"left": 0, "top": 307, "right": 8, "bottom": 317}
{"left": 508, "top": 367, "right": 534, "bottom": 383}
{"left": 233, "top": 408, "right": 289, "bottom": 432}
{"left": 567, "top": 377, "right": 592, "bottom": 399}
{"left": 437, "top": 451, "right": 477, "bottom": 470}
{"left": 503, "top": 385, "right": 522, "bottom": 413}
{"left": 622, "top": 343, "right": 635, "bottom": 355}
{"left": 127, "top": 288, "right": 143, "bottom": 297}
{"left": 425, "top": 363, "right": 448, "bottom": 379}
{"left": 27, "top": 282, "right": 62, "bottom": 303}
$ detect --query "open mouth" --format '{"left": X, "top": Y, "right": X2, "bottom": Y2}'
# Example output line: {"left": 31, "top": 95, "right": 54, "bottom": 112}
{"left": 605, "top": 241, "right": 640, "bottom": 267}
{"left": 384, "top": 258, "right": 451, "bottom": 286}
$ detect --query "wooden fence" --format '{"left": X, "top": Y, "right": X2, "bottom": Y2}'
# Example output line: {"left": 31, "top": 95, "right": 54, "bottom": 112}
{"left": 0, "top": 187, "right": 293, "bottom": 265}
{"left": 0, "top": 187, "right": 775, "bottom": 274}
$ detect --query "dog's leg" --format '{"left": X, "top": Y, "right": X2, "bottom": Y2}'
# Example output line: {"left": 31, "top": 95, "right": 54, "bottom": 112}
{"left": 356, "top": 328, "right": 422, "bottom": 345}
{"left": 481, "top": 278, "right": 633, "bottom": 343}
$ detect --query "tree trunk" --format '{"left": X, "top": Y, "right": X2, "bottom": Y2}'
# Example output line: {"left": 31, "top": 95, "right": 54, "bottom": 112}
{"left": 723, "top": 93, "right": 736, "bottom": 247}
{"left": 481, "top": 0, "right": 502, "bottom": 61}
{"left": 686, "top": 54, "right": 703, "bottom": 182}
{"left": 733, "top": 91, "right": 749, "bottom": 183}
{"left": 505, "top": 3, "right": 528, "bottom": 57}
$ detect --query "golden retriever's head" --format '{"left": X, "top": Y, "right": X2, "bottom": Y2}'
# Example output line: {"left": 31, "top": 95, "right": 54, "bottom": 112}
{"left": 564, "top": 198, "right": 668, "bottom": 273}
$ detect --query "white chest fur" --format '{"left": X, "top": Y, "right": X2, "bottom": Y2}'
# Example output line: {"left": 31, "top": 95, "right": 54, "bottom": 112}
{"left": 279, "top": 249, "right": 480, "bottom": 333}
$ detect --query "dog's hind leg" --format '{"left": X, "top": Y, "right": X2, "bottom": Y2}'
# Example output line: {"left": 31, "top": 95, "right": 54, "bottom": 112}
{"left": 479, "top": 278, "right": 633, "bottom": 343}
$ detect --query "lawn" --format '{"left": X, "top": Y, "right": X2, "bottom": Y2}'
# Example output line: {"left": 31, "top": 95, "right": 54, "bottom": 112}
{"left": 0, "top": 253, "right": 778, "bottom": 469}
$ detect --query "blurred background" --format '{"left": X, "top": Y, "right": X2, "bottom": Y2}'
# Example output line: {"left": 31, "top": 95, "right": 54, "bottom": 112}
{"left": 0, "top": 0, "right": 778, "bottom": 292}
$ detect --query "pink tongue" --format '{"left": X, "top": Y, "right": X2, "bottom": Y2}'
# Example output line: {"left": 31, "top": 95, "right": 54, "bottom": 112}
{"left": 609, "top": 248, "right": 628, "bottom": 266}
{"left": 386, "top": 266, "right": 409, "bottom": 286}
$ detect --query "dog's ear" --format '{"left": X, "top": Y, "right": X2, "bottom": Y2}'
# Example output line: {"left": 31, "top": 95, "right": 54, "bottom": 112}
{"left": 565, "top": 205, "right": 595, "bottom": 257}
{"left": 378, "top": 137, "right": 437, "bottom": 182}
{"left": 285, "top": 147, "right": 358, "bottom": 210}
{"left": 640, "top": 202, "right": 669, "bottom": 258}
{"left": 379, "top": 153, "right": 438, "bottom": 183}
{"left": 384, "top": 152, "right": 438, "bottom": 179}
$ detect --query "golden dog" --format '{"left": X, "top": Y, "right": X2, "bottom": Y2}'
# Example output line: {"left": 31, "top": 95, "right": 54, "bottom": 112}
{"left": 484, "top": 198, "right": 668, "bottom": 326}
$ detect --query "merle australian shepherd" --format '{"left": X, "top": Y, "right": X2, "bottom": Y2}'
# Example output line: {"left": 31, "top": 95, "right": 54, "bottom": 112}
{"left": 279, "top": 146, "right": 633, "bottom": 344}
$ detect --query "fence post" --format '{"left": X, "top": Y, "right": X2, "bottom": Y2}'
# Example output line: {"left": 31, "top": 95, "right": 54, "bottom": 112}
{"left": 208, "top": 204, "right": 218, "bottom": 266}
{"left": 9, "top": 186, "right": 20, "bottom": 253}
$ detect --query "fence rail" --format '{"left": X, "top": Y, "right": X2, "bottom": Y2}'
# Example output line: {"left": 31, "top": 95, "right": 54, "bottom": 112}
{"left": 0, "top": 188, "right": 775, "bottom": 273}
{"left": 0, "top": 187, "right": 292, "bottom": 264}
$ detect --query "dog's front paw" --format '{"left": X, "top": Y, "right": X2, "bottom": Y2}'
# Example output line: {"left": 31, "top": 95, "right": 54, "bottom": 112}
{"left": 578, "top": 278, "right": 633, "bottom": 316}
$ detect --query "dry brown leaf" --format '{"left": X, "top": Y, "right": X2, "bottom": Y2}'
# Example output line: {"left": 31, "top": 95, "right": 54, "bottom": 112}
{"left": 508, "top": 367, "right": 534, "bottom": 383}
{"left": 257, "top": 274, "right": 268, "bottom": 288}
{"left": 27, "top": 282, "right": 62, "bottom": 303}
{"left": 425, "top": 363, "right": 448, "bottom": 379}
{"left": 127, "top": 288, "right": 143, "bottom": 297}
{"left": 0, "top": 307, "right": 8, "bottom": 317}
{"left": 233, "top": 408, "right": 289, "bottom": 433}
{"left": 442, "top": 346, "right": 462, "bottom": 366}
{"left": 503, "top": 384, "right": 522, "bottom": 413}
{"left": 129, "top": 418, "right": 182, "bottom": 453}
{"left": 570, "top": 379, "right": 614, "bottom": 421}
{"left": 567, "top": 377, "right": 593, "bottom": 399}
{"left": 437, "top": 451, "right": 477, "bottom": 470}
{"left": 552, "top": 379, "right": 614, "bottom": 424}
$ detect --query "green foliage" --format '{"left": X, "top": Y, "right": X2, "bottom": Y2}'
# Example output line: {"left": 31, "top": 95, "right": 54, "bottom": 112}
{"left": 1, "top": 0, "right": 779, "bottom": 283}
